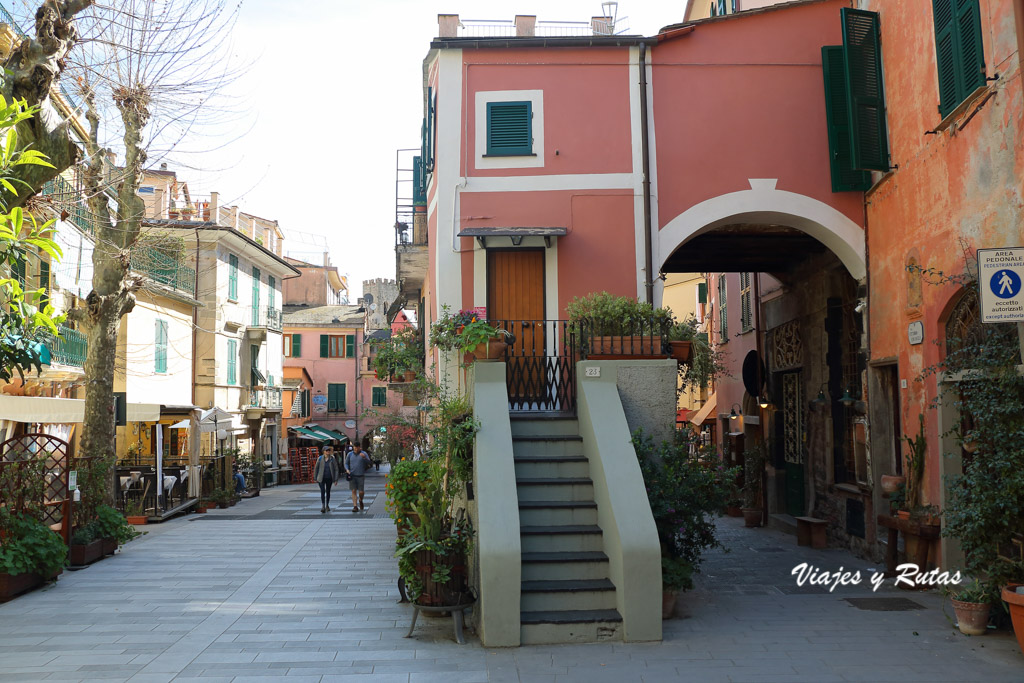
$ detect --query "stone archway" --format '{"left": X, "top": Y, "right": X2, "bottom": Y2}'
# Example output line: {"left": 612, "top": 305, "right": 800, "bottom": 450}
{"left": 655, "top": 180, "right": 866, "bottom": 291}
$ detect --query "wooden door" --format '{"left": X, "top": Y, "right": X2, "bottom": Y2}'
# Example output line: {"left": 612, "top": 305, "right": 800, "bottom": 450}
{"left": 487, "top": 250, "right": 545, "bottom": 405}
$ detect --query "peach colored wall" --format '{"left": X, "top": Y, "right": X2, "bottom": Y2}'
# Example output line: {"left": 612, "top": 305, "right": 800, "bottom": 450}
{"left": 283, "top": 326, "right": 361, "bottom": 442}
{"left": 652, "top": 0, "right": 864, "bottom": 232}
{"left": 462, "top": 48, "right": 633, "bottom": 178}
{"left": 864, "top": 0, "right": 1024, "bottom": 509}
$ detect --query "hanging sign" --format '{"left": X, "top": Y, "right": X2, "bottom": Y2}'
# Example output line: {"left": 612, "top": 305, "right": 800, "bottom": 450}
{"left": 978, "top": 248, "right": 1024, "bottom": 323}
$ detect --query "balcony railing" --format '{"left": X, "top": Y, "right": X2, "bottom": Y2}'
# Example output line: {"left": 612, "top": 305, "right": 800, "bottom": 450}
{"left": 40, "top": 174, "right": 92, "bottom": 235}
{"left": 250, "top": 306, "right": 282, "bottom": 331}
{"left": 38, "top": 324, "right": 88, "bottom": 368}
{"left": 129, "top": 245, "right": 196, "bottom": 294}
{"left": 246, "top": 386, "right": 283, "bottom": 411}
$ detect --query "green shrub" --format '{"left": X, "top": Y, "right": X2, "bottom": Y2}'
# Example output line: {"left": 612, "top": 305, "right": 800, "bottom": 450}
{"left": 0, "top": 511, "right": 66, "bottom": 576}
{"left": 95, "top": 504, "right": 138, "bottom": 545}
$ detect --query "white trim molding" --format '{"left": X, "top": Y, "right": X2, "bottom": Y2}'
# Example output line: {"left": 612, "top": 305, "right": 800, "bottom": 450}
{"left": 657, "top": 179, "right": 866, "bottom": 280}
{"left": 474, "top": 90, "right": 545, "bottom": 170}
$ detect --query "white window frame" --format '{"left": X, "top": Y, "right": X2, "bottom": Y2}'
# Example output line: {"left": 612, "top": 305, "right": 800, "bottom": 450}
{"left": 474, "top": 90, "right": 544, "bottom": 170}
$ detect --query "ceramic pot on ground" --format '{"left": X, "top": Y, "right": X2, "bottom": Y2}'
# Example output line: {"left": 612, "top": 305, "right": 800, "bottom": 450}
{"left": 125, "top": 515, "right": 147, "bottom": 525}
{"left": 880, "top": 474, "right": 906, "bottom": 494}
{"left": 1002, "top": 584, "right": 1024, "bottom": 655}
{"left": 662, "top": 589, "right": 679, "bottom": 619}
{"left": 951, "top": 599, "right": 991, "bottom": 636}
{"left": 742, "top": 508, "right": 762, "bottom": 528}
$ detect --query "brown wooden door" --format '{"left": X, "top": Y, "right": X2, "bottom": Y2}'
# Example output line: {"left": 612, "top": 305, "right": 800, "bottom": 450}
{"left": 488, "top": 250, "right": 545, "bottom": 404}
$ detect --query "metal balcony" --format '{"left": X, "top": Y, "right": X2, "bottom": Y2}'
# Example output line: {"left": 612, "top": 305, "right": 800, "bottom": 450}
{"left": 129, "top": 246, "right": 197, "bottom": 295}
{"left": 244, "top": 386, "right": 283, "bottom": 413}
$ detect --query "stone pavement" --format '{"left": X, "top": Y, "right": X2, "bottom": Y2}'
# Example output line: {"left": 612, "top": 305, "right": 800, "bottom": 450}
{"left": 0, "top": 471, "right": 1021, "bottom": 682}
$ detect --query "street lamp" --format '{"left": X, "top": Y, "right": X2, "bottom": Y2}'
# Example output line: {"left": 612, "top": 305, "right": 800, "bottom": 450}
{"left": 812, "top": 383, "right": 829, "bottom": 408}
{"left": 840, "top": 386, "right": 856, "bottom": 407}
{"left": 758, "top": 396, "right": 770, "bottom": 409}
{"left": 729, "top": 403, "right": 742, "bottom": 420}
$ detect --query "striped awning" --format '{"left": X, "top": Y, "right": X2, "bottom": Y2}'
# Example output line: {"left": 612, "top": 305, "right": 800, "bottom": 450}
{"left": 290, "top": 426, "right": 328, "bottom": 441}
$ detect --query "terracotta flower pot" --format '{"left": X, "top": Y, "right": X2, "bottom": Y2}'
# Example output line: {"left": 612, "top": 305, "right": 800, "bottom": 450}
{"left": 662, "top": 589, "right": 679, "bottom": 619}
{"left": 403, "top": 370, "right": 416, "bottom": 382}
{"left": 880, "top": 474, "right": 906, "bottom": 494}
{"left": 125, "top": 515, "right": 148, "bottom": 525}
{"left": 669, "top": 340, "right": 692, "bottom": 363}
{"left": 725, "top": 505, "right": 743, "bottom": 518}
{"left": 1002, "top": 584, "right": 1024, "bottom": 655}
{"left": 951, "top": 599, "right": 991, "bottom": 636}
{"left": 590, "top": 335, "right": 665, "bottom": 359}
{"left": 465, "top": 338, "right": 507, "bottom": 363}
{"left": 742, "top": 508, "right": 762, "bottom": 528}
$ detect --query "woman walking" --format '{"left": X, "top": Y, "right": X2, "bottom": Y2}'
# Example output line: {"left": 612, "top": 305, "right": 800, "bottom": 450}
{"left": 314, "top": 448, "right": 339, "bottom": 513}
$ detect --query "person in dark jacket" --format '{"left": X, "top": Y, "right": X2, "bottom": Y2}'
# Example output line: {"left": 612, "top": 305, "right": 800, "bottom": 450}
{"left": 345, "top": 443, "right": 372, "bottom": 512}
{"left": 314, "top": 449, "right": 339, "bottom": 513}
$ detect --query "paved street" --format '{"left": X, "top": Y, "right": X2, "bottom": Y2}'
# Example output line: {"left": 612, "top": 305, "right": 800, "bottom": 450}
{"left": 1, "top": 471, "right": 1020, "bottom": 683}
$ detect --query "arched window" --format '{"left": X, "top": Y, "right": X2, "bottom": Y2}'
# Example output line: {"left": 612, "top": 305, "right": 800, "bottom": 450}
{"left": 944, "top": 289, "right": 984, "bottom": 357}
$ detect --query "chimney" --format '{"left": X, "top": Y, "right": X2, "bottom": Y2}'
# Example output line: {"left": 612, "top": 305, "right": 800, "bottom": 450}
{"left": 160, "top": 162, "right": 168, "bottom": 171}
{"left": 210, "top": 191, "right": 218, "bottom": 221}
{"left": 438, "top": 14, "right": 459, "bottom": 38}
{"left": 591, "top": 15, "right": 612, "bottom": 35}
{"left": 514, "top": 15, "right": 536, "bottom": 37}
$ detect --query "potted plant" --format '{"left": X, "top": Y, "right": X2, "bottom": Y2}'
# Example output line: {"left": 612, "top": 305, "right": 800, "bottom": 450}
{"left": 212, "top": 488, "right": 232, "bottom": 509}
{"left": 566, "top": 291, "right": 674, "bottom": 358}
{"left": 945, "top": 578, "right": 995, "bottom": 636}
{"left": 1002, "top": 582, "right": 1024, "bottom": 655}
{"left": 124, "top": 481, "right": 150, "bottom": 525}
{"left": 386, "top": 459, "right": 432, "bottom": 538}
{"left": 667, "top": 319, "right": 697, "bottom": 363}
{"left": 95, "top": 504, "right": 138, "bottom": 554}
{"left": 0, "top": 510, "right": 67, "bottom": 601}
{"left": 633, "top": 429, "right": 738, "bottom": 619}
{"left": 741, "top": 446, "right": 766, "bottom": 528}
{"left": 880, "top": 473, "right": 906, "bottom": 495}
{"left": 69, "top": 522, "right": 103, "bottom": 566}
{"left": 457, "top": 315, "right": 508, "bottom": 363}
{"left": 371, "top": 328, "right": 424, "bottom": 381}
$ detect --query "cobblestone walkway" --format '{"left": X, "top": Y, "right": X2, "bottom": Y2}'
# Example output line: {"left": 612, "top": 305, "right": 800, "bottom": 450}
{"left": 0, "top": 476, "right": 1020, "bottom": 682}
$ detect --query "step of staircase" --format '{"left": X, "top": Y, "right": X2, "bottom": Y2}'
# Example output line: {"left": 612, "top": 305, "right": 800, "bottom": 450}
{"left": 521, "top": 550, "right": 609, "bottom": 580}
{"left": 510, "top": 416, "right": 581, "bottom": 437}
{"left": 520, "top": 609, "right": 623, "bottom": 645}
{"left": 518, "top": 500, "right": 598, "bottom": 526}
{"left": 513, "top": 455, "right": 590, "bottom": 479}
{"left": 520, "top": 524, "right": 603, "bottom": 552}
{"left": 521, "top": 578, "right": 617, "bottom": 611}
{"left": 515, "top": 477, "right": 594, "bottom": 501}
{"left": 512, "top": 436, "right": 584, "bottom": 458}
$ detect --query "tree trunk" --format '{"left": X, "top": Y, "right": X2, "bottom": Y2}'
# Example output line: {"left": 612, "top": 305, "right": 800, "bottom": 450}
{"left": 0, "top": 0, "right": 93, "bottom": 206}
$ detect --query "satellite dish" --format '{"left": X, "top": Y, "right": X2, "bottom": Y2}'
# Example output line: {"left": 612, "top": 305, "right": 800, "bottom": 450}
{"left": 364, "top": 293, "right": 374, "bottom": 305}
{"left": 370, "top": 303, "right": 377, "bottom": 311}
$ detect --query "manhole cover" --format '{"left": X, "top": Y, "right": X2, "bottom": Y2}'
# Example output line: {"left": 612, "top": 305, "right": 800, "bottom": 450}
{"left": 777, "top": 585, "right": 829, "bottom": 595}
{"left": 844, "top": 597, "right": 925, "bottom": 611}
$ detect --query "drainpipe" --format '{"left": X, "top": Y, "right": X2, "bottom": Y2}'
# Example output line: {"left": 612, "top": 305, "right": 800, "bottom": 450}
{"left": 191, "top": 227, "right": 200, "bottom": 410}
{"left": 639, "top": 42, "right": 654, "bottom": 305}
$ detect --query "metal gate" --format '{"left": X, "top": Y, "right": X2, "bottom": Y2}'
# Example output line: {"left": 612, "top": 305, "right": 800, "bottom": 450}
{"left": 0, "top": 433, "right": 72, "bottom": 544}
{"left": 499, "top": 319, "right": 577, "bottom": 414}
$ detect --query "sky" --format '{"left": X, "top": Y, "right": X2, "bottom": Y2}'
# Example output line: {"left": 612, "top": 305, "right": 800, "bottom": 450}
{"left": 19, "top": 0, "right": 693, "bottom": 300}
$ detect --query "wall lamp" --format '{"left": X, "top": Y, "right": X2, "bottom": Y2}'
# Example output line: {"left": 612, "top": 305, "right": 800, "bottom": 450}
{"left": 758, "top": 396, "right": 770, "bottom": 409}
{"left": 811, "top": 383, "right": 830, "bottom": 408}
{"left": 729, "top": 403, "right": 742, "bottom": 420}
{"left": 840, "top": 385, "right": 861, "bottom": 408}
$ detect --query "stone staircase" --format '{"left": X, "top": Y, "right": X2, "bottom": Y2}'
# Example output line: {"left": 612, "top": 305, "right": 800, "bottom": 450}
{"left": 512, "top": 415, "right": 622, "bottom": 644}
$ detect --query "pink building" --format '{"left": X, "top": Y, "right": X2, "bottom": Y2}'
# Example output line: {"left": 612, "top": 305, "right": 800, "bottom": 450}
{"left": 404, "top": 1, "right": 879, "bottom": 557}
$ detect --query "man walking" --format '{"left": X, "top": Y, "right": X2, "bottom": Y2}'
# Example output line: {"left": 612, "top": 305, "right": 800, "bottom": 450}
{"left": 314, "top": 448, "right": 339, "bottom": 513}
{"left": 346, "top": 442, "right": 372, "bottom": 512}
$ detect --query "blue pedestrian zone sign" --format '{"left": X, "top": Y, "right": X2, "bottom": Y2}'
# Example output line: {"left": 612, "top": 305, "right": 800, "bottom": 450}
{"left": 978, "top": 248, "right": 1024, "bottom": 323}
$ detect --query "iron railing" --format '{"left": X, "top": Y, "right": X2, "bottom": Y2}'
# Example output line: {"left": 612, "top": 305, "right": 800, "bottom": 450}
{"left": 246, "top": 386, "right": 283, "bottom": 410}
{"left": 250, "top": 306, "right": 282, "bottom": 331}
{"left": 48, "top": 324, "right": 87, "bottom": 367}
{"left": 579, "top": 316, "right": 672, "bottom": 358}
{"left": 495, "top": 319, "right": 577, "bottom": 413}
{"left": 130, "top": 245, "right": 196, "bottom": 294}
{"left": 40, "top": 174, "right": 92, "bottom": 235}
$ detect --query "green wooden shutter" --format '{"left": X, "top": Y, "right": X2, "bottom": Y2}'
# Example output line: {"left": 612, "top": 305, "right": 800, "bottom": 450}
{"left": 822, "top": 46, "right": 872, "bottom": 192}
{"left": 227, "top": 340, "right": 237, "bottom": 385}
{"left": 38, "top": 260, "right": 50, "bottom": 309}
{"left": 320, "top": 334, "right": 328, "bottom": 358}
{"left": 328, "top": 384, "right": 347, "bottom": 412}
{"left": 251, "top": 266, "right": 260, "bottom": 325}
{"left": 718, "top": 276, "right": 728, "bottom": 338}
{"left": 346, "top": 335, "right": 355, "bottom": 358}
{"left": 697, "top": 282, "right": 708, "bottom": 304}
{"left": 338, "top": 384, "right": 346, "bottom": 412}
{"left": 486, "top": 101, "right": 532, "bottom": 156}
{"left": 268, "top": 276, "right": 275, "bottom": 310}
{"left": 228, "top": 254, "right": 238, "bottom": 300}
{"left": 155, "top": 320, "right": 168, "bottom": 373}
{"left": 841, "top": 8, "right": 889, "bottom": 172}
{"left": 934, "top": 0, "right": 985, "bottom": 118}
{"left": 372, "top": 386, "right": 386, "bottom": 407}
{"left": 293, "top": 333, "right": 302, "bottom": 357}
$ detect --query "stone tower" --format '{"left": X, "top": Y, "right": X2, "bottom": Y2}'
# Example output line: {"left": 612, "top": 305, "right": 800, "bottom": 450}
{"left": 362, "top": 278, "right": 399, "bottom": 331}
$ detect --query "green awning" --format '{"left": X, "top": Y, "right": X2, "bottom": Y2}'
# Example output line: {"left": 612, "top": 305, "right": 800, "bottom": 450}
{"left": 309, "top": 426, "right": 349, "bottom": 443}
{"left": 291, "top": 427, "right": 328, "bottom": 441}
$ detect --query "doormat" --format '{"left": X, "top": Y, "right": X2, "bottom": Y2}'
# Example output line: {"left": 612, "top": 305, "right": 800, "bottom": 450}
{"left": 844, "top": 597, "right": 925, "bottom": 611}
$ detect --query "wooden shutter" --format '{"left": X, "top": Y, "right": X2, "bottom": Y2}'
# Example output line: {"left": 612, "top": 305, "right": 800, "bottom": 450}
{"left": 268, "top": 276, "right": 275, "bottom": 309}
{"left": 934, "top": 0, "right": 986, "bottom": 118}
{"left": 841, "top": 8, "right": 889, "bottom": 172}
{"left": 822, "top": 46, "right": 872, "bottom": 192}
{"left": 346, "top": 335, "right": 355, "bottom": 358}
{"left": 227, "top": 340, "right": 237, "bottom": 385}
{"left": 155, "top": 320, "right": 168, "bottom": 373}
{"left": 372, "top": 386, "right": 386, "bottom": 407}
{"left": 328, "top": 384, "right": 346, "bottom": 412}
{"left": 293, "top": 333, "right": 302, "bottom": 357}
{"left": 228, "top": 254, "right": 238, "bottom": 300}
{"left": 251, "top": 267, "right": 260, "bottom": 325}
{"left": 320, "top": 334, "right": 328, "bottom": 358}
{"left": 697, "top": 282, "right": 707, "bottom": 304}
{"left": 486, "top": 101, "right": 532, "bottom": 156}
